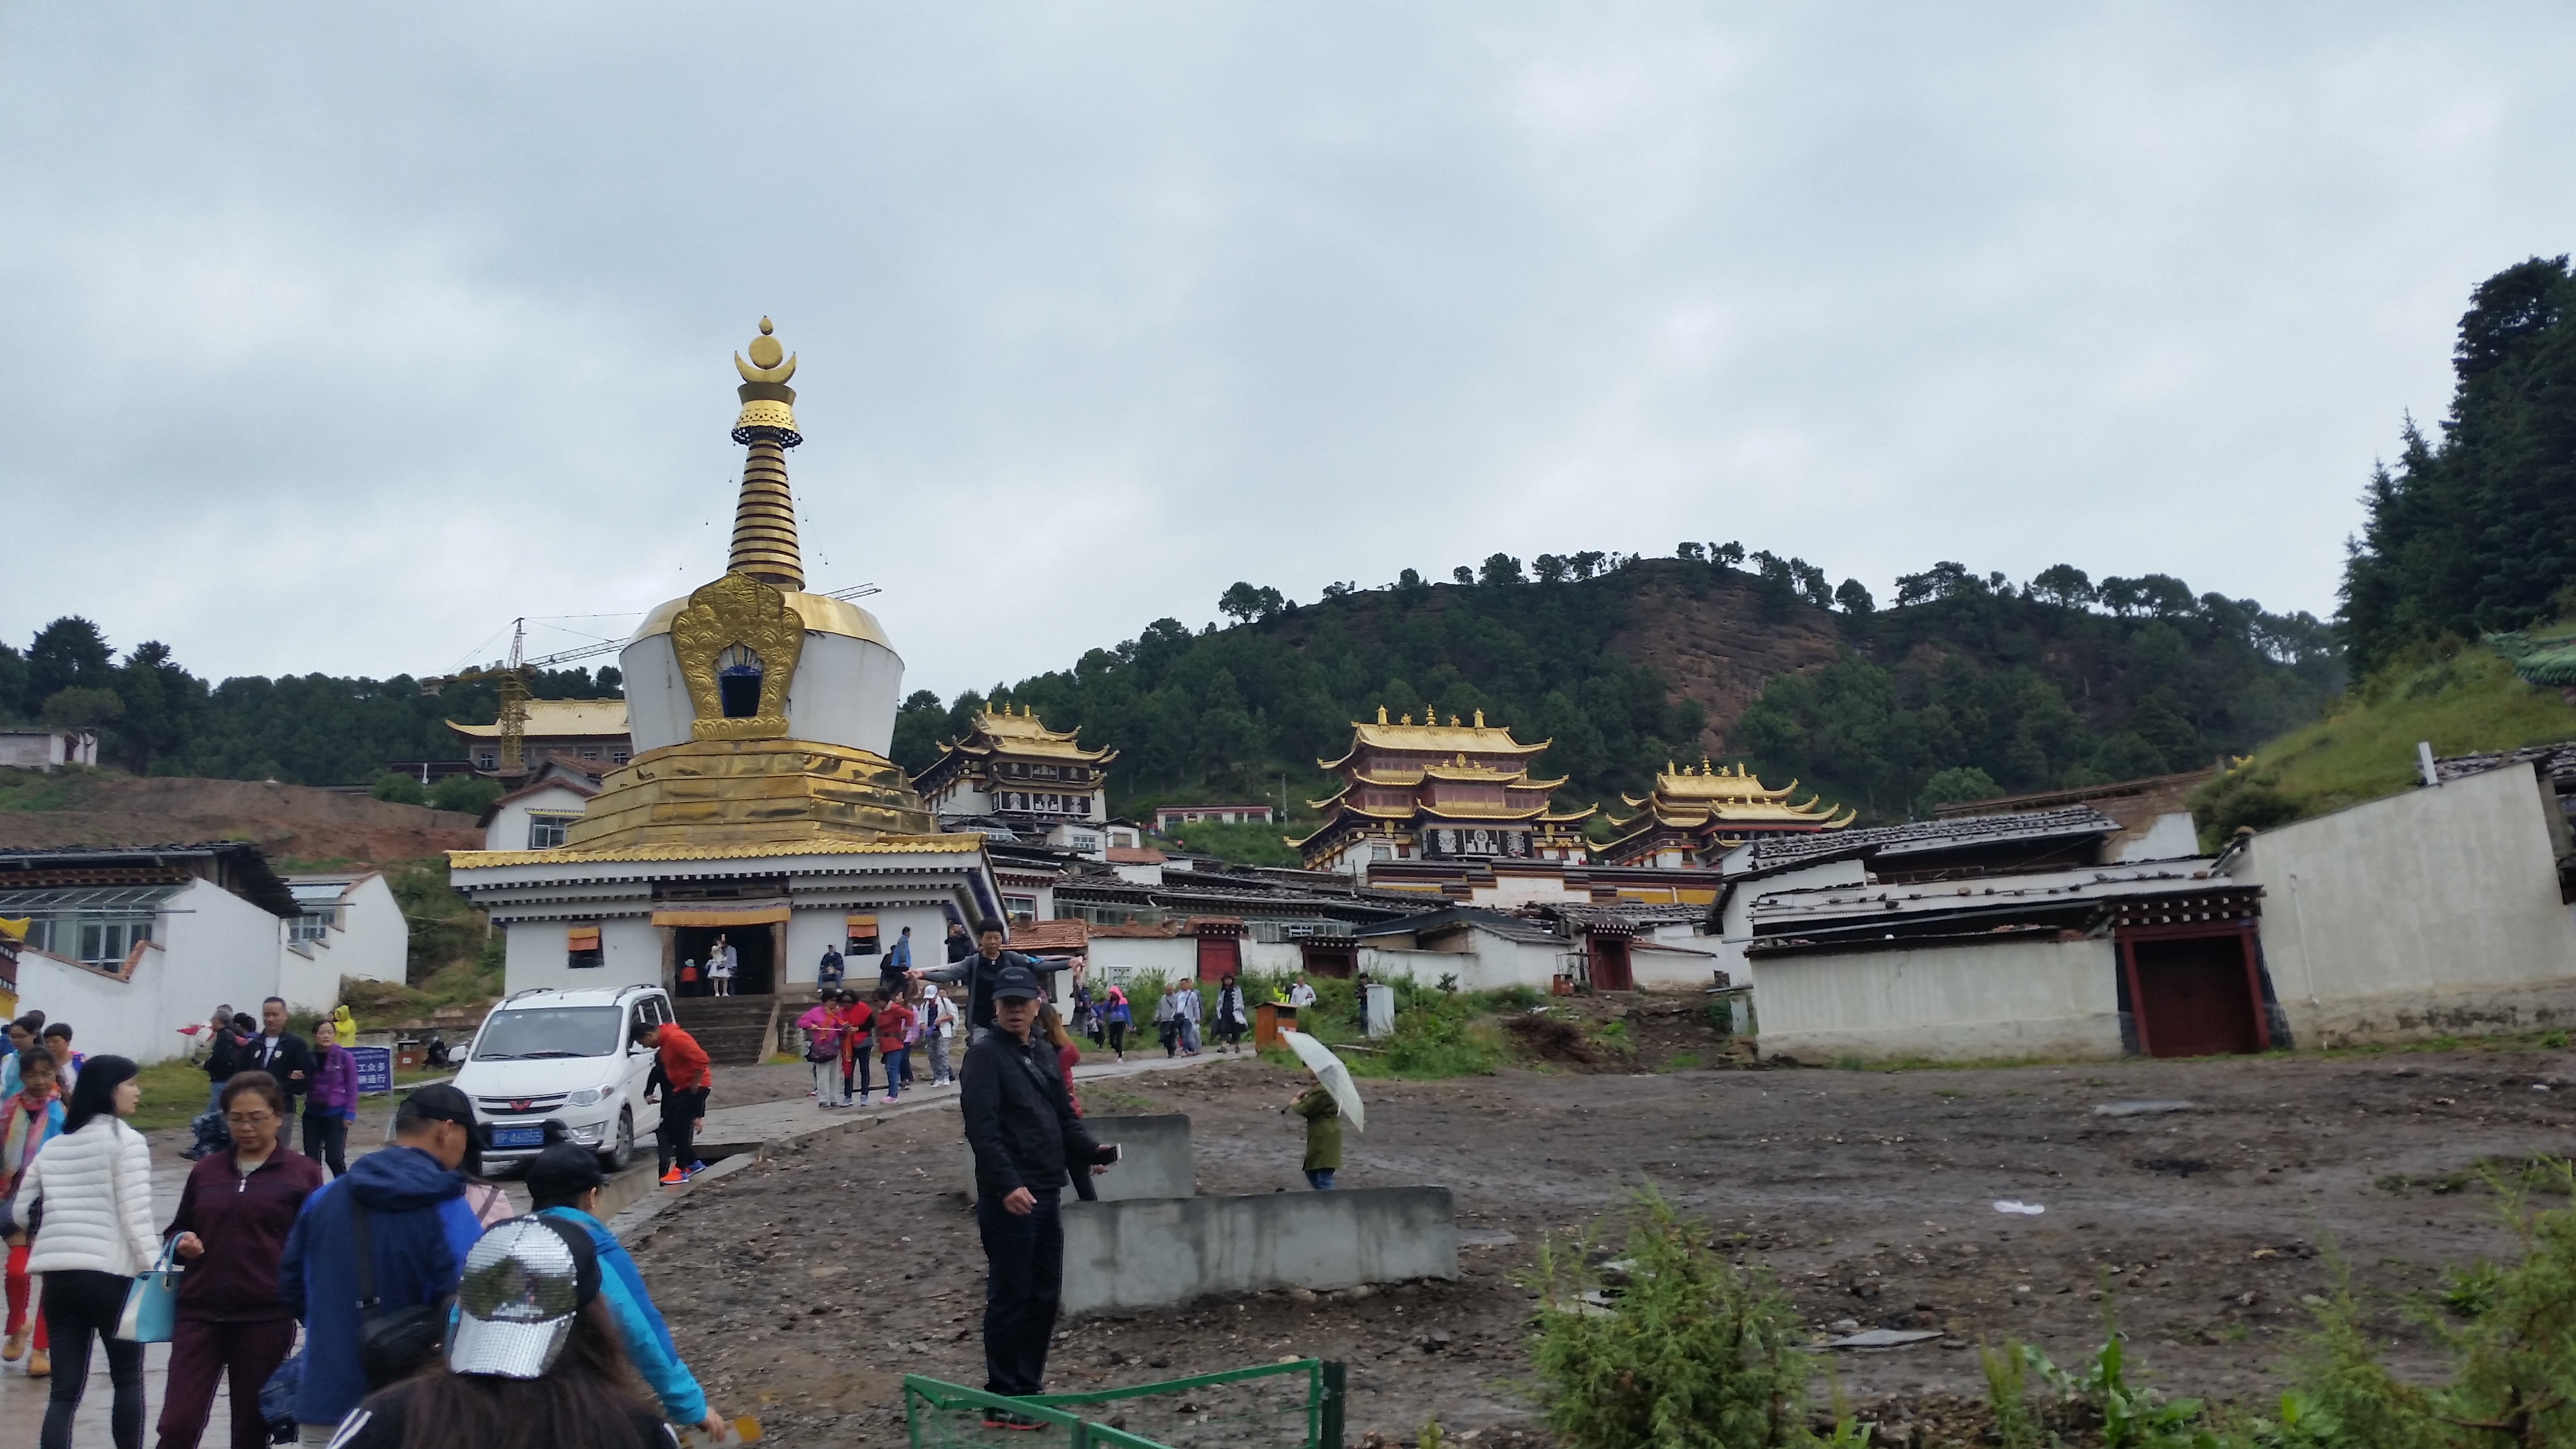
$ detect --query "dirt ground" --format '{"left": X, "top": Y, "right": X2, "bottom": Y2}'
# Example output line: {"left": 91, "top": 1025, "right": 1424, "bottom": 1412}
{"left": 624, "top": 1034, "right": 2576, "bottom": 1448}
{"left": 0, "top": 773, "right": 479, "bottom": 863}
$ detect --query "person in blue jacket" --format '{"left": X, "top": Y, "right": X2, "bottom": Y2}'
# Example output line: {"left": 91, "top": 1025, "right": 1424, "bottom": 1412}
{"left": 277, "top": 1083, "right": 485, "bottom": 1442}
{"left": 523, "top": 1141, "right": 727, "bottom": 1437}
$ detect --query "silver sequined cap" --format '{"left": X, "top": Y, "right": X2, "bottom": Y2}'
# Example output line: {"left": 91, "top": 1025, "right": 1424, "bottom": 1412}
{"left": 448, "top": 1218, "right": 592, "bottom": 1379}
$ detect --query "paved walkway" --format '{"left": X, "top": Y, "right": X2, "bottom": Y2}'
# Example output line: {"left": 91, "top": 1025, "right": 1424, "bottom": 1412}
{"left": 0, "top": 1046, "right": 1229, "bottom": 1445}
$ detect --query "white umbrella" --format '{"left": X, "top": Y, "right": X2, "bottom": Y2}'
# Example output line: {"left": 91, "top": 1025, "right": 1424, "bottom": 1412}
{"left": 1277, "top": 1029, "right": 1365, "bottom": 1132}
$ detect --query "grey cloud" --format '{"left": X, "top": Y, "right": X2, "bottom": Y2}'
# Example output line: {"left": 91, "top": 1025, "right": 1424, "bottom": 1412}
{"left": 2, "top": 3, "right": 2570, "bottom": 696}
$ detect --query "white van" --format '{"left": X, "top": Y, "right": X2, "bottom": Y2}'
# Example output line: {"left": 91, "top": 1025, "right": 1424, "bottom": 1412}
{"left": 453, "top": 984, "right": 673, "bottom": 1172}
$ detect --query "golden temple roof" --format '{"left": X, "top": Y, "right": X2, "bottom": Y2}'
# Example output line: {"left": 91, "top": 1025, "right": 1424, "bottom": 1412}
{"left": 939, "top": 705, "right": 1118, "bottom": 764}
{"left": 1317, "top": 706, "right": 1549, "bottom": 770}
{"left": 447, "top": 698, "right": 630, "bottom": 741}
{"left": 449, "top": 833, "right": 984, "bottom": 869}
{"left": 1605, "top": 757, "right": 1854, "bottom": 837}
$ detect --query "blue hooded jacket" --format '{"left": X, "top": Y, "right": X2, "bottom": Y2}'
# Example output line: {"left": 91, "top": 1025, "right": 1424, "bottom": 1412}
{"left": 539, "top": 1205, "right": 708, "bottom": 1423}
{"left": 278, "top": 1144, "right": 483, "bottom": 1426}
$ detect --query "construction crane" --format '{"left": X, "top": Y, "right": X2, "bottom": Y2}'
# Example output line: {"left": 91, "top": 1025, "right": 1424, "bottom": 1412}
{"left": 428, "top": 584, "right": 878, "bottom": 774}
{"left": 421, "top": 620, "right": 624, "bottom": 774}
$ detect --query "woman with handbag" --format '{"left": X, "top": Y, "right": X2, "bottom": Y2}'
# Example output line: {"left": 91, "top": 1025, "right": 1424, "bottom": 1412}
{"left": 2, "top": 1046, "right": 65, "bottom": 1374}
{"left": 795, "top": 995, "right": 842, "bottom": 1107}
{"left": 1213, "top": 974, "right": 1249, "bottom": 1055}
{"left": 16, "top": 1053, "right": 154, "bottom": 1449}
{"left": 158, "top": 1068, "right": 326, "bottom": 1449}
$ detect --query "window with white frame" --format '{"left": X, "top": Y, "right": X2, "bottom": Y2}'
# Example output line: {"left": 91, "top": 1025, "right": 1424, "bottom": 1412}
{"left": 527, "top": 813, "right": 579, "bottom": 850}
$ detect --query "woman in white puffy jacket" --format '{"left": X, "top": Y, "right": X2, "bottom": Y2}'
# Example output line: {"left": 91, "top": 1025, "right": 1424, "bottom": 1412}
{"left": 16, "top": 1054, "right": 154, "bottom": 1449}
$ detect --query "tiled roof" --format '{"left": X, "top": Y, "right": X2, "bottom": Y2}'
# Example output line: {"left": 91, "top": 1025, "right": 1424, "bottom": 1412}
{"left": 1090, "top": 921, "right": 1181, "bottom": 938}
{"left": 2434, "top": 743, "right": 2576, "bottom": 787}
{"left": 1105, "top": 846, "right": 1167, "bottom": 864}
{"left": 1729, "top": 805, "right": 2121, "bottom": 876}
{"left": 1011, "top": 919, "right": 1090, "bottom": 952}
{"left": 449, "top": 835, "right": 986, "bottom": 868}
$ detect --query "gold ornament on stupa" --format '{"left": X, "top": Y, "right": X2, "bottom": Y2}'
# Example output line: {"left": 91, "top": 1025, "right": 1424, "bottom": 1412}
{"left": 727, "top": 317, "right": 804, "bottom": 590}
{"left": 541, "top": 318, "right": 940, "bottom": 853}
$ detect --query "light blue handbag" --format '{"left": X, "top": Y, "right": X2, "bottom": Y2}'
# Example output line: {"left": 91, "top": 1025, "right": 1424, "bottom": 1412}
{"left": 113, "top": 1241, "right": 183, "bottom": 1343}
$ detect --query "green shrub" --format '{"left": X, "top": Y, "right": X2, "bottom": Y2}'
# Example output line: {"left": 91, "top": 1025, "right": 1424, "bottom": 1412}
{"left": 427, "top": 773, "right": 503, "bottom": 815}
{"left": 1524, "top": 1187, "right": 1810, "bottom": 1449}
{"left": 370, "top": 772, "right": 426, "bottom": 805}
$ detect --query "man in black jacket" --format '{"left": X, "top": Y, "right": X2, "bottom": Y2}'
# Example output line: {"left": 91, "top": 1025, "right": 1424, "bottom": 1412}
{"left": 915, "top": 919, "right": 1037, "bottom": 1038}
{"left": 959, "top": 964, "right": 1116, "bottom": 1420}
{"left": 249, "top": 996, "right": 315, "bottom": 1115}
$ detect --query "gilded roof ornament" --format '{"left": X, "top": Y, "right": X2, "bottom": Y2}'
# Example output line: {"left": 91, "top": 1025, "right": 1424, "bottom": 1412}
{"left": 726, "top": 317, "right": 804, "bottom": 588}
{"left": 1376, "top": 706, "right": 1389, "bottom": 724}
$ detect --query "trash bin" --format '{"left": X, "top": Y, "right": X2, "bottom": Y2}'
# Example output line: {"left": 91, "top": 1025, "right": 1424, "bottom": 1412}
{"left": 394, "top": 1039, "right": 423, "bottom": 1072}
{"left": 1254, "top": 1001, "right": 1300, "bottom": 1051}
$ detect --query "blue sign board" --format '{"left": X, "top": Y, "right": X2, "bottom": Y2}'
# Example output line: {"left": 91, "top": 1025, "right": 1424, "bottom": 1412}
{"left": 351, "top": 1046, "right": 393, "bottom": 1096}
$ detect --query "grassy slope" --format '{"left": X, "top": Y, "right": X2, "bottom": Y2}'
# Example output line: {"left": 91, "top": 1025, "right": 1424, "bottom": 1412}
{"left": 2192, "top": 641, "right": 2576, "bottom": 844}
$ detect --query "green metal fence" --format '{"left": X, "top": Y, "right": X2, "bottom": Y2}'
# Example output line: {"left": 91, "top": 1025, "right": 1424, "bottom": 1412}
{"left": 904, "top": 1358, "right": 1345, "bottom": 1449}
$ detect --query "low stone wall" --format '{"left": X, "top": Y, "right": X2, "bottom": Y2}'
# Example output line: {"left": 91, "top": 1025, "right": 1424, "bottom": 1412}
{"left": 961, "top": 1113, "right": 1194, "bottom": 1202}
{"left": 1059, "top": 1187, "right": 1459, "bottom": 1315}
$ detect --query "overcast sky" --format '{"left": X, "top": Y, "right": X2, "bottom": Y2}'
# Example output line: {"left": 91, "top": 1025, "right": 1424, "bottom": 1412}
{"left": 3, "top": 4, "right": 2571, "bottom": 700}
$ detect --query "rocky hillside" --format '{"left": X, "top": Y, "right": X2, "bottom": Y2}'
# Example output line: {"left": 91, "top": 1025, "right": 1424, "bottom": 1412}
{"left": 0, "top": 771, "right": 480, "bottom": 865}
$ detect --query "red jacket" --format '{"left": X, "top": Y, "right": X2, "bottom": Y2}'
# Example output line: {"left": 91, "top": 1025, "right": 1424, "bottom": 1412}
{"left": 655, "top": 1026, "right": 711, "bottom": 1093}
{"left": 873, "top": 1002, "right": 916, "bottom": 1053}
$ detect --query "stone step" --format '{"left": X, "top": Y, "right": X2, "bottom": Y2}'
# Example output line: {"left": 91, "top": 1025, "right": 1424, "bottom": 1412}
{"left": 672, "top": 995, "right": 781, "bottom": 1064}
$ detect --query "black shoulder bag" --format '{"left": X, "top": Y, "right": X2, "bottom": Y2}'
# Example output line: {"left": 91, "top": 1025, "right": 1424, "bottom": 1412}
{"left": 350, "top": 1201, "right": 451, "bottom": 1387}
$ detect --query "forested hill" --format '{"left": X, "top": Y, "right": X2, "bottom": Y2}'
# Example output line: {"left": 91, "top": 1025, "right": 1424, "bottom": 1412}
{"left": 893, "top": 555, "right": 2342, "bottom": 825}
{"left": 2341, "top": 255, "right": 2576, "bottom": 670}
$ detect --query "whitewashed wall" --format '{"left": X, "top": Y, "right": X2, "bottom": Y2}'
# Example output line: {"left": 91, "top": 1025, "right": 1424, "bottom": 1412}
{"left": 2229, "top": 764, "right": 2576, "bottom": 1045}
{"left": 484, "top": 784, "right": 594, "bottom": 853}
{"left": 17, "top": 880, "right": 288, "bottom": 1065}
{"left": 1748, "top": 935, "right": 2124, "bottom": 1063}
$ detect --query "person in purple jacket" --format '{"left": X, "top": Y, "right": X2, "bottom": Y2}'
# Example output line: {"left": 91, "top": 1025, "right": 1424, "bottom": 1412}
{"left": 301, "top": 1019, "right": 359, "bottom": 1177}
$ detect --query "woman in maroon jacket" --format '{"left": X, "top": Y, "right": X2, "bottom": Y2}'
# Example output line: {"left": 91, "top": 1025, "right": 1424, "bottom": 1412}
{"left": 156, "top": 1070, "right": 327, "bottom": 1449}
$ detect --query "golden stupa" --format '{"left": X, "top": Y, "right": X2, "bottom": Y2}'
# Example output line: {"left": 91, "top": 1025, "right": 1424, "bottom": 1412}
{"left": 558, "top": 319, "right": 939, "bottom": 851}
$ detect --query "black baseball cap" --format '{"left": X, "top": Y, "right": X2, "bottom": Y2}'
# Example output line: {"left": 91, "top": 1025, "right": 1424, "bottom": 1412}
{"left": 523, "top": 1142, "right": 610, "bottom": 1204}
{"left": 991, "top": 963, "right": 1044, "bottom": 1001}
{"left": 396, "top": 1082, "right": 477, "bottom": 1129}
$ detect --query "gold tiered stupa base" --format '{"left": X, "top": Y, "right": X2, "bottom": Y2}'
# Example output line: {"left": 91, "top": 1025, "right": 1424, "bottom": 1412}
{"left": 562, "top": 738, "right": 939, "bottom": 851}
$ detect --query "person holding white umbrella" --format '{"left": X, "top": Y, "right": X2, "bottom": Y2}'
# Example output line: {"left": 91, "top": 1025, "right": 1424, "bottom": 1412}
{"left": 1277, "top": 1031, "right": 1363, "bottom": 1190}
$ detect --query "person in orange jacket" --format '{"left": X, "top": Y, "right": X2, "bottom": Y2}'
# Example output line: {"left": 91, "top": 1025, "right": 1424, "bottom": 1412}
{"left": 632, "top": 1020, "right": 710, "bottom": 1184}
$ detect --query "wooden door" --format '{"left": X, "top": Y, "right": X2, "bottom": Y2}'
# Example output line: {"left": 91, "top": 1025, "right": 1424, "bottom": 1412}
{"left": 1195, "top": 934, "right": 1240, "bottom": 982}
{"left": 2128, "top": 935, "right": 2262, "bottom": 1057}
{"left": 1587, "top": 935, "right": 1632, "bottom": 992}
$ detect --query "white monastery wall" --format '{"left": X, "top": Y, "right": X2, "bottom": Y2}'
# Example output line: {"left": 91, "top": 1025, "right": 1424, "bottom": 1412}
{"left": 2229, "top": 764, "right": 2576, "bottom": 1045}
{"left": 1748, "top": 935, "right": 2123, "bottom": 1063}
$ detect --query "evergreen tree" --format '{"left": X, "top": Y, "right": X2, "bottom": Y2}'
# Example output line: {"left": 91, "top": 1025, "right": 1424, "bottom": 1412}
{"left": 2343, "top": 257, "right": 2576, "bottom": 668}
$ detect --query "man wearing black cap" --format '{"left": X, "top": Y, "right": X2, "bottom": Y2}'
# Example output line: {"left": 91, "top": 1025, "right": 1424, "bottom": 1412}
{"left": 278, "top": 1083, "right": 486, "bottom": 1442}
{"left": 959, "top": 962, "right": 1118, "bottom": 1425}
{"left": 526, "top": 1141, "right": 726, "bottom": 1438}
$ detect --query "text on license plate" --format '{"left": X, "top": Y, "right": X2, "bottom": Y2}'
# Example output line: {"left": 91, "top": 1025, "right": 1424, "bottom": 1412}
{"left": 490, "top": 1126, "right": 546, "bottom": 1148}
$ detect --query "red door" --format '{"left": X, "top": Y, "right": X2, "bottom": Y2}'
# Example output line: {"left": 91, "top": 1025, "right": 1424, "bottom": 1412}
{"left": 1588, "top": 935, "right": 1632, "bottom": 992}
{"left": 2128, "top": 935, "right": 2263, "bottom": 1057}
{"left": 1195, "top": 934, "right": 1240, "bottom": 982}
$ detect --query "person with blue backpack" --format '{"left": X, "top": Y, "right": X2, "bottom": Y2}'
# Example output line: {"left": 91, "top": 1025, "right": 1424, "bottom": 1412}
{"left": 276, "top": 1083, "right": 485, "bottom": 1444}
{"left": 523, "top": 1141, "right": 728, "bottom": 1439}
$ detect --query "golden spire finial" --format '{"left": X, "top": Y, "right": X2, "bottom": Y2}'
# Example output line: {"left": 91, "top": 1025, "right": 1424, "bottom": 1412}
{"left": 726, "top": 317, "right": 803, "bottom": 589}
{"left": 1376, "top": 705, "right": 1388, "bottom": 724}
{"left": 1472, "top": 709, "right": 1484, "bottom": 728}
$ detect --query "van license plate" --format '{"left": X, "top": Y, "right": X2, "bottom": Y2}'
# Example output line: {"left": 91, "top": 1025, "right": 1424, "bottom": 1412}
{"left": 491, "top": 1127, "right": 545, "bottom": 1148}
